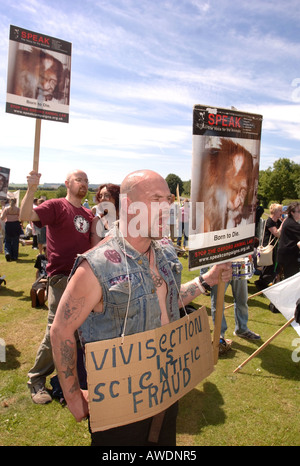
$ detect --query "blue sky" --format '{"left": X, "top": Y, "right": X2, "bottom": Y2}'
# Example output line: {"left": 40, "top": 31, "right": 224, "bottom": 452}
{"left": 0, "top": 0, "right": 300, "bottom": 185}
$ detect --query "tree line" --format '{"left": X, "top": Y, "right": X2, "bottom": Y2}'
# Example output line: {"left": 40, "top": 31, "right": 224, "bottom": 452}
{"left": 14, "top": 157, "right": 299, "bottom": 208}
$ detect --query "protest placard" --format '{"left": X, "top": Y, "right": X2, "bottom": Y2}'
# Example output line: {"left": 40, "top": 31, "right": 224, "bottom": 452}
{"left": 189, "top": 105, "right": 262, "bottom": 270}
{"left": 6, "top": 25, "right": 71, "bottom": 123}
{"left": 0, "top": 167, "right": 10, "bottom": 201}
{"left": 85, "top": 306, "right": 214, "bottom": 433}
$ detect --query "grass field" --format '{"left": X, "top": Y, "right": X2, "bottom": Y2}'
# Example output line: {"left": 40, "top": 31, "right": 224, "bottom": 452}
{"left": 0, "top": 245, "right": 299, "bottom": 446}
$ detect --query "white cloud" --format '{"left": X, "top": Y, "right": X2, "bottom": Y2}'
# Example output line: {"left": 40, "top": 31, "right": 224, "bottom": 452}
{"left": 1, "top": 0, "right": 300, "bottom": 184}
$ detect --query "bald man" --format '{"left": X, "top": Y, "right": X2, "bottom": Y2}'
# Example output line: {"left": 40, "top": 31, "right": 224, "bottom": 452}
{"left": 50, "top": 169, "right": 231, "bottom": 446}
{"left": 20, "top": 170, "right": 94, "bottom": 404}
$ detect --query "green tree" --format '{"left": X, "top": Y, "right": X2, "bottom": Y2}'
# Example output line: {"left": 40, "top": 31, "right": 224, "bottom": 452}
{"left": 34, "top": 190, "right": 49, "bottom": 200}
{"left": 269, "top": 159, "right": 299, "bottom": 202}
{"left": 295, "top": 177, "right": 300, "bottom": 198}
{"left": 165, "top": 173, "right": 183, "bottom": 196}
{"left": 257, "top": 168, "right": 272, "bottom": 206}
{"left": 258, "top": 158, "right": 300, "bottom": 205}
{"left": 55, "top": 185, "right": 67, "bottom": 198}
{"left": 182, "top": 180, "right": 191, "bottom": 196}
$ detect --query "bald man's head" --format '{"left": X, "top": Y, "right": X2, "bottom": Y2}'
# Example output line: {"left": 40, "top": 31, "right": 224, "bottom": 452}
{"left": 119, "top": 170, "right": 172, "bottom": 240}
{"left": 121, "top": 170, "right": 169, "bottom": 201}
{"left": 65, "top": 169, "right": 89, "bottom": 200}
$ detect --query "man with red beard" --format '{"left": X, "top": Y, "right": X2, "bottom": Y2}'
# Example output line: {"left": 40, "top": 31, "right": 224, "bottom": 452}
{"left": 20, "top": 169, "right": 93, "bottom": 404}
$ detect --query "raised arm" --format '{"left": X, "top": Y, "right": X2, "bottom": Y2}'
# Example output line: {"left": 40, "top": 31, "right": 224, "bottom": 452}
{"left": 178, "top": 263, "right": 232, "bottom": 308}
{"left": 20, "top": 171, "right": 41, "bottom": 222}
{"left": 50, "top": 260, "right": 102, "bottom": 422}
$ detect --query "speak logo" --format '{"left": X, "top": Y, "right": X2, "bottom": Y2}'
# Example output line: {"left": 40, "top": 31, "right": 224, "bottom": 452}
{"left": 291, "top": 338, "right": 300, "bottom": 363}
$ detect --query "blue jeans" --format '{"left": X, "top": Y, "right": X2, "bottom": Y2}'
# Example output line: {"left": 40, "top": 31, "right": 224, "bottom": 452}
{"left": 177, "top": 222, "right": 189, "bottom": 247}
{"left": 211, "top": 279, "right": 249, "bottom": 338}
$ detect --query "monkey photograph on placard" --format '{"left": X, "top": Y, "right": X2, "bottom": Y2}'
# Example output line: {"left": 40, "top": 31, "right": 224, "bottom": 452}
{"left": 9, "top": 46, "right": 70, "bottom": 104}
{"left": 6, "top": 25, "right": 72, "bottom": 123}
{"left": 194, "top": 137, "right": 259, "bottom": 233}
{"left": 0, "top": 167, "right": 10, "bottom": 201}
{"left": 189, "top": 106, "right": 262, "bottom": 270}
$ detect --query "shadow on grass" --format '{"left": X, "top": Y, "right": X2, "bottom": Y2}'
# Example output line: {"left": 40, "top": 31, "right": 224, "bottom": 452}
{"left": 9, "top": 251, "right": 34, "bottom": 264}
{"left": 177, "top": 382, "right": 226, "bottom": 435}
{"left": 0, "top": 288, "right": 32, "bottom": 305}
{"left": 249, "top": 298, "right": 270, "bottom": 310}
{"left": 231, "top": 340, "right": 300, "bottom": 381}
{"left": 0, "top": 344, "right": 21, "bottom": 370}
{"left": 0, "top": 288, "right": 25, "bottom": 298}
{"left": 16, "top": 258, "right": 35, "bottom": 264}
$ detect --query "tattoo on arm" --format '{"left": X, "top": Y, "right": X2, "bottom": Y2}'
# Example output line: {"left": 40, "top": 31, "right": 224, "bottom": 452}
{"left": 179, "top": 283, "right": 198, "bottom": 300}
{"left": 62, "top": 366, "right": 74, "bottom": 379}
{"left": 70, "top": 379, "right": 80, "bottom": 394}
{"left": 60, "top": 339, "right": 75, "bottom": 375}
{"left": 58, "top": 339, "right": 81, "bottom": 396}
{"left": 63, "top": 292, "right": 85, "bottom": 323}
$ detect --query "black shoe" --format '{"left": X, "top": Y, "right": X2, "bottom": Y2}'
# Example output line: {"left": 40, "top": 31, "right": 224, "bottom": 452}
{"left": 269, "top": 303, "right": 280, "bottom": 314}
{"left": 254, "top": 280, "right": 267, "bottom": 291}
{"left": 5, "top": 253, "right": 11, "bottom": 262}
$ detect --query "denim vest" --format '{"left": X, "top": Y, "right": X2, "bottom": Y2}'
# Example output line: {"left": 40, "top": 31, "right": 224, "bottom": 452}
{"left": 73, "top": 225, "right": 183, "bottom": 345}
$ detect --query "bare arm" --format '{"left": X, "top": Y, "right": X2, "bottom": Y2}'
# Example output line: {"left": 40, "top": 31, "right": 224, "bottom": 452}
{"left": 178, "top": 263, "right": 232, "bottom": 308}
{"left": 50, "top": 260, "right": 102, "bottom": 422}
{"left": 268, "top": 226, "right": 280, "bottom": 238}
{"left": 19, "top": 171, "right": 41, "bottom": 222}
{"left": 268, "top": 220, "right": 283, "bottom": 238}
{"left": 0, "top": 207, "right": 7, "bottom": 221}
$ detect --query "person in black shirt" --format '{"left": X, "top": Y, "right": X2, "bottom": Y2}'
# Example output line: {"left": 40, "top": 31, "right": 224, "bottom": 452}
{"left": 255, "top": 199, "right": 264, "bottom": 238}
{"left": 277, "top": 202, "right": 300, "bottom": 278}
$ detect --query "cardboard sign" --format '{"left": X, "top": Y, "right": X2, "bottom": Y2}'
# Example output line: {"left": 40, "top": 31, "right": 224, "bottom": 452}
{"left": 189, "top": 105, "right": 262, "bottom": 270}
{"left": 6, "top": 25, "right": 72, "bottom": 123}
{"left": 85, "top": 306, "right": 214, "bottom": 433}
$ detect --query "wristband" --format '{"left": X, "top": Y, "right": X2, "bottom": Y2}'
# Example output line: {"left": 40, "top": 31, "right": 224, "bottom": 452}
{"left": 194, "top": 277, "right": 205, "bottom": 294}
{"left": 199, "top": 275, "right": 211, "bottom": 292}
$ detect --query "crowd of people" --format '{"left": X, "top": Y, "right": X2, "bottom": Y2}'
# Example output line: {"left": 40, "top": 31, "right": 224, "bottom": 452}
{"left": 254, "top": 202, "right": 300, "bottom": 288}
{"left": 1, "top": 169, "right": 300, "bottom": 446}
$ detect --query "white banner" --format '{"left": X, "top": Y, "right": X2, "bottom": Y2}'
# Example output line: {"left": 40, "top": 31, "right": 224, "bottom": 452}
{"left": 263, "top": 273, "right": 300, "bottom": 336}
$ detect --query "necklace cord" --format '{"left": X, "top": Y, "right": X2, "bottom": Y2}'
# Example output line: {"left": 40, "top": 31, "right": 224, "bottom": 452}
{"left": 120, "top": 237, "right": 188, "bottom": 343}
{"left": 120, "top": 232, "right": 132, "bottom": 344}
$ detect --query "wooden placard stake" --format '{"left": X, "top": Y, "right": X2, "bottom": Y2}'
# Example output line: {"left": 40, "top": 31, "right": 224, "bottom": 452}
{"left": 233, "top": 317, "right": 295, "bottom": 373}
{"left": 212, "top": 273, "right": 226, "bottom": 364}
{"left": 33, "top": 118, "right": 41, "bottom": 172}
